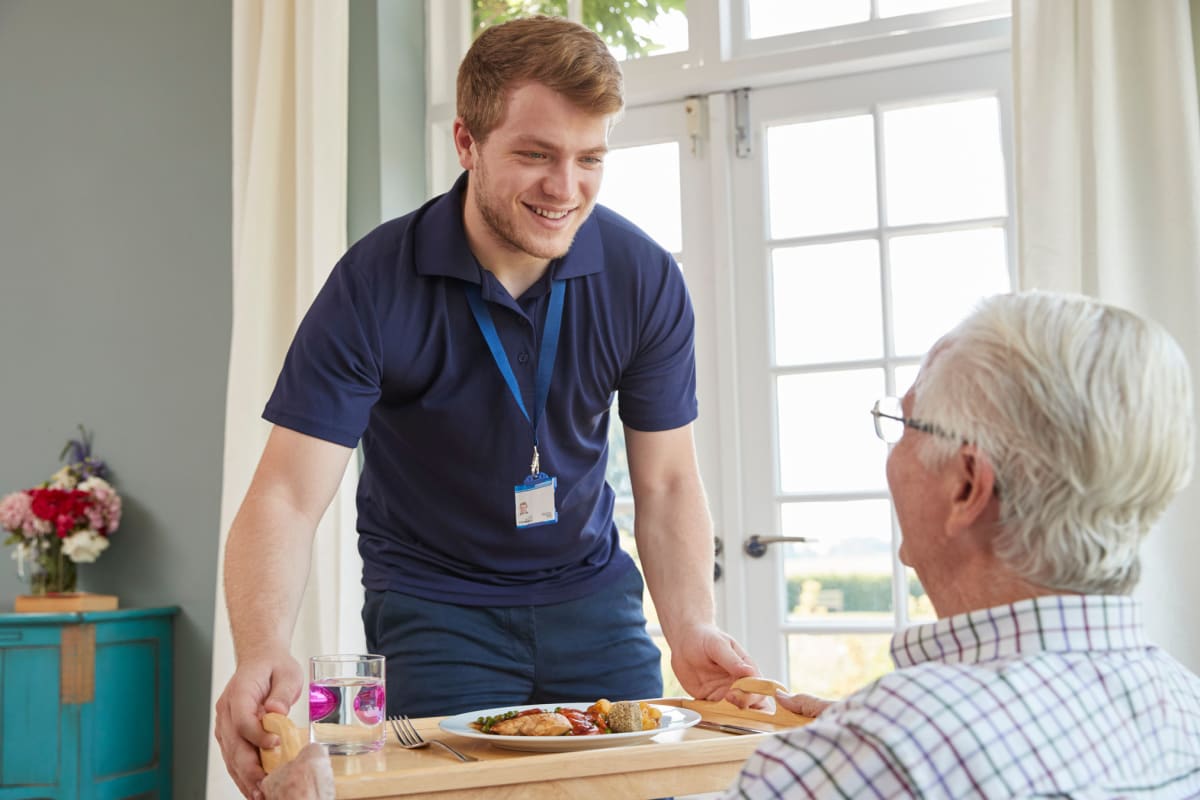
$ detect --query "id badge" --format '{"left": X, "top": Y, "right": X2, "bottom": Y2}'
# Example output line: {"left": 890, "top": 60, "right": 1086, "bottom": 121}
{"left": 515, "top": 474, "right": 557, "bottom": 528}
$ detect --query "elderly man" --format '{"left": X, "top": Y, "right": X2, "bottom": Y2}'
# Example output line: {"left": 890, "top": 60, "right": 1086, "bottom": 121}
{"left": 730, "top": 291, "right": 1200, "bottom": 798}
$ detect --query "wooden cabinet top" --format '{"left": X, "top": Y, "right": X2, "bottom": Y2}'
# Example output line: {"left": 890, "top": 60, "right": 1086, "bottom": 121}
{"left": 0, "top": 605, "right": 179, "bottom": 626}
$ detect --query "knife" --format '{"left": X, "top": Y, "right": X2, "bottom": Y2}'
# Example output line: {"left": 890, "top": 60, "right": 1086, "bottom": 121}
{"left": 696, "top": 720, "right": 773, "bottom": 735}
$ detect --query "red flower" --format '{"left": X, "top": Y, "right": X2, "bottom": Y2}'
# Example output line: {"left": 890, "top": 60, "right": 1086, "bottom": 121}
{"left": 27, "top": 488, "right": 92, "bottom": 538}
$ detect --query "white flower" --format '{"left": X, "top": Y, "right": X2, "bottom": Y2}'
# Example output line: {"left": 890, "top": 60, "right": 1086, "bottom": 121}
{"left": 77, "top": 476, "right": 112, "bottom": 494}
{"left": 48, "top": 466, "right": 77, "bottom": 489}
{"left": 62, "top": 530, "right": 109, "bottom": 563}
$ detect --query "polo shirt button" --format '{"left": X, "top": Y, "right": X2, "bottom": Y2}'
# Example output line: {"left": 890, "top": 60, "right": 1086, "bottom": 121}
{"left": 518, "top": 351, "right": 530, "bottom": 364}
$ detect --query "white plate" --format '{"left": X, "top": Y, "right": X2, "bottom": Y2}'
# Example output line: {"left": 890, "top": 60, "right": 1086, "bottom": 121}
{"left": 438, "top": 702, "right": 702, "bottom": 752}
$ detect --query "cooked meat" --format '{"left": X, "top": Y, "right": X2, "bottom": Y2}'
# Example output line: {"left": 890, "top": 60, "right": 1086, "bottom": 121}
{"left": 489, "top": 711, "right": 573, "bottom": 736}
{"left": 607, "top": 701, "right": 643, "bottom": 733}
{"left": 607, "top": 700, "right": 663, "bottom": 733}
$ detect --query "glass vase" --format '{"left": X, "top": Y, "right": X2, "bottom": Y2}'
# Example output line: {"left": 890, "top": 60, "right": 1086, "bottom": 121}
{"left": 30, "top": 548, "right": 78, "bottom": 595}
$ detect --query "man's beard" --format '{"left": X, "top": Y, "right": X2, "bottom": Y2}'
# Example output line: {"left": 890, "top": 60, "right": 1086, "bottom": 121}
{"left": 473, "top": 164, "right": 581, "bottom": 261}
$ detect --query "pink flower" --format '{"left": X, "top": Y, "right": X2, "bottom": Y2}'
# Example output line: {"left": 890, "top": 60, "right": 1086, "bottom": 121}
{"left": 79, "top": 477, "right": 121, "bottom": 534}
{"left": 0, "top": 491, "right": 50, "bottom": 538}
{"left": 0, "top": 492, "right": 32, "bottom": 533}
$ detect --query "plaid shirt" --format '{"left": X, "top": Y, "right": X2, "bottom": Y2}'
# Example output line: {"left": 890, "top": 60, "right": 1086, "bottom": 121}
{"left": 726, "top": 595, "right": 1200, "bottom": 799}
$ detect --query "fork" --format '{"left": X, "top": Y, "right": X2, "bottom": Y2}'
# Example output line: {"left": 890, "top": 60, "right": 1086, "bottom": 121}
{"left": 389, "top": 715, "right": 478, "bottom": 762}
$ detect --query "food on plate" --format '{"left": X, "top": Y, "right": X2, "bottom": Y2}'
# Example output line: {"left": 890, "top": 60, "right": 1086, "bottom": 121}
{"left": 471, "top": 699, "right": 663, "bottom": 736}
{"left": 607, "top": 700, "right": 657, "bottom": 733}
{"left": 489, "top": 712, "right": 573, "bottom": 737}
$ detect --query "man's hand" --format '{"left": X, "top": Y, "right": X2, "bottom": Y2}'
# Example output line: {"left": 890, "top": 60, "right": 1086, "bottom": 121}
{"left": 262, "top": 743, "right": 335, "bottom": 800}
{"left": 775, "top": 690, "right": 834, "bottom": 718}
{"left": 214, "top": 653, "right": 305, "bottom": 799}
{"left": 669, "top": 622, "right": 763, "bottom": 706}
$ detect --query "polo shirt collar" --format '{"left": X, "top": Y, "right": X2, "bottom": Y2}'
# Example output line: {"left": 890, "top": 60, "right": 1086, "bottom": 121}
{"left": 413, "top": 172, "right": 604, "bottom": 286}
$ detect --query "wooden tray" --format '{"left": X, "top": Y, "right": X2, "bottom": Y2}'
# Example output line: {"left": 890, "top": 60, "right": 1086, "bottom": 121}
{"left": 263, "top": 677, "right": 813, "bottom": 799}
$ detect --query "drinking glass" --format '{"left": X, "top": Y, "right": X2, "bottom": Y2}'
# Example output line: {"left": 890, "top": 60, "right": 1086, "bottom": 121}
{"left": 308, "top": 654, "right": 386, "bottom": 755}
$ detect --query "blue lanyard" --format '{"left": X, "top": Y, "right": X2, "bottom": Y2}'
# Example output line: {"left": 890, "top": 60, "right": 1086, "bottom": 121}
{"left": 465, "top": 278, "right": 566, "bottom": 457}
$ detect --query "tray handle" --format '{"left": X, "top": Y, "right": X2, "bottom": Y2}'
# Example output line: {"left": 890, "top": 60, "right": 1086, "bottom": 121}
{"left": 729, "top": 676, "right": 790, "bottom": 697}
{"left": 259, "top": 711, "right": 305, "bottom": 774}
{"left": 731, "top": 676, "right": 812, "bottom": 726}
{"left": 662, "top": 676, "right": 814, "bottom": 727}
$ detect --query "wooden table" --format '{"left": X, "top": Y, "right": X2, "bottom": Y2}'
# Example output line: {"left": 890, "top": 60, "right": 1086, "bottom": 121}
{"left": 298, "top": 684, "right": 813, "bottom": 799}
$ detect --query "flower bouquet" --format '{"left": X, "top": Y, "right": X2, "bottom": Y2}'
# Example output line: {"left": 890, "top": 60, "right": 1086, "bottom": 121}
{"left": 1, "top": 427, "right": 122, "bottom": 597}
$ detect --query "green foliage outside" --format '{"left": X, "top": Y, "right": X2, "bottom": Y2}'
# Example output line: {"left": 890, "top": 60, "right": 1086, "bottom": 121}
{"left": 473, "top": 0, "right": 688, "bottom": 58}
{"left": 787, "top": 573, "right": 928, "bottom": 615}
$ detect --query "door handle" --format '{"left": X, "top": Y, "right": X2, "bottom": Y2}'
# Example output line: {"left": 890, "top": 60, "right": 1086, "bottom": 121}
{"left": 743, "top": 534, "right": 816, "bottom": 558}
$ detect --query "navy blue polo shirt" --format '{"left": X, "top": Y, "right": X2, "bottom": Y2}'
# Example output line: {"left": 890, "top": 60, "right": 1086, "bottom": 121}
{"left": 264, "top": 173, "right": 698, "bottom": 606}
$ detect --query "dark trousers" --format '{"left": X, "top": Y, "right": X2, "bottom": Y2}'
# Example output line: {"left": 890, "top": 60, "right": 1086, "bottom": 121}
{"left": 363, "top": 566, "right": 664, "bottom": 717}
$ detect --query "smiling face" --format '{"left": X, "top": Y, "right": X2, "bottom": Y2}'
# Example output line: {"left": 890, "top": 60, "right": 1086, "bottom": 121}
{"left": 454, "top": 82, "right": 610, "bottom": 275}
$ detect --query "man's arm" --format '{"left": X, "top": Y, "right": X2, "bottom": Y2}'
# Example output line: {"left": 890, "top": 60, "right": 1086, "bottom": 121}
{"left": 625, "top": 423, "right": 758, "bottom": 702}
{"left": 215, "top": 425, "right": 354, "bottom": 799}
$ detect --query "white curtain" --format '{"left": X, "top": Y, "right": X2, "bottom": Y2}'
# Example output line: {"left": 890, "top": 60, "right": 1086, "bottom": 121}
{"left": 207, "top": 3, "right": 361, "bottom": 796}
{"left": 1013, "top": 0, "right": 1200, "bottom": 671}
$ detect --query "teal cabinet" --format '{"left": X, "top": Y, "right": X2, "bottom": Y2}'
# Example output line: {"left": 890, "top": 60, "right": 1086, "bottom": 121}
{"left": 0, "top": 607, "right": 178, "bottom": 799}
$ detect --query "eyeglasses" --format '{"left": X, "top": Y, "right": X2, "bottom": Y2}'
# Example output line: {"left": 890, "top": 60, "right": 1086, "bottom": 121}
{"left": 870, "top": 396, "right": 957, "bottom": 444}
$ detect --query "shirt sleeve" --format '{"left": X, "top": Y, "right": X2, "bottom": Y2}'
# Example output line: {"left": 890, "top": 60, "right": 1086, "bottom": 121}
{"left": 616, "top": 252, "right": 699, "bottom": 432}
{"left": 262, "top": 252, "right": 382, "bottom": 448}
{"left": 723, "top": 712, "right": 917, "bottom": 799}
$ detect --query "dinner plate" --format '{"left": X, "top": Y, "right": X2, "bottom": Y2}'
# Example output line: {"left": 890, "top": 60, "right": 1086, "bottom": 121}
{"left": 438, "top": 702, "right": 702, "bottom": 752}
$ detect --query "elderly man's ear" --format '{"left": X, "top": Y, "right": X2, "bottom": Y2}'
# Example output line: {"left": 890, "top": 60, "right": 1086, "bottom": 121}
{"left": 946, "top": 447, "right": 998, "bottom": 535}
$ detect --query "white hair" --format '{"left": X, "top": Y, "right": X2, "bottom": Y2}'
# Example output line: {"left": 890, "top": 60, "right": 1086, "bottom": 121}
{"left": 911, "top": 291, "right": 1194, "bottom": 594}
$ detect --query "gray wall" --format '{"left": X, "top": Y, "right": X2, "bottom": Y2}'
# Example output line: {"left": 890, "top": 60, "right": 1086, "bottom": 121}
{"left": 0, "top": 1, "right": 230, "bottom": 796}
{"left": 350, "top": 0, "right": 428, "bottom": 244}
{"left": 0, "top": 1, "right": 426, "bottom": 795}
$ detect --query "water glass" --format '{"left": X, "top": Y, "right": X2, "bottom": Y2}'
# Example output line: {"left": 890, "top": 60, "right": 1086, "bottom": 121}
{"left": 308, "top": 653, "right": 386, "bottom": 755}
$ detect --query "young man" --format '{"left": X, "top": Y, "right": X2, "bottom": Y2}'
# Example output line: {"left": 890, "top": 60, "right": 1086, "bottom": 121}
{"left": 730, "top": 291, "right": 1200, "bottom": 798}
{"left": 214, "top": 16, "right": 757, "bottom": 799}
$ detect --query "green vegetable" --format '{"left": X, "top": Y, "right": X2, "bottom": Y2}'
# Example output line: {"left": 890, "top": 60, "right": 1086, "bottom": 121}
{"left": 474, "top": 709, "right": 520, "bottom": 733}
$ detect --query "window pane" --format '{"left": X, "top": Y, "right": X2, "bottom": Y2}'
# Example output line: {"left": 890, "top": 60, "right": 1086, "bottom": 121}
{"left": 614, "top": 511, "right": 656, "bottom": 623}
{"left": 777, "top": 369, "right": 887, "bottom": 493}
{"left": 889, "top": 227, "right": 1010, "bottom": 356}
{"left": 598, "top": 142, "right": 682, "bottom": 253}
{"left": 747, "top": 0, "right": 870, "bottom": 38}
{"left": 768, "top": 115, "right": 877, "bottom": 239}
{"left": 472, "top": 2, "right": 687, "bottom": 60}
{"left": 598, "top": 5, "right": 689, "bottom": 61}
{"left": 908, "top": 569, "right": 936, "bottom": 621}
{"left": 652, "top": 634, "right": 685, "bottom": 696}
{"left": 473, "top": 1, "right": 562, "bottom": 32}
{"left": 883, "top": 96, "right": 1007, "bottom": 226}
{"left": 606, "top": 404, "right": 631, "bottom": 498}
{"left": 879, "top": 0, "right": 984, "bottom": 16}
{"left": 894, "top": 363, "right": 921, "bottom": 397}
{"left": 772, "top": 240, "right": 882, "bottom": 365}
{"left": 782, "top": 499, "right": 894, "bottom": 620}
{"left": 787, "top": 633, "right": 892, "bottom": 698}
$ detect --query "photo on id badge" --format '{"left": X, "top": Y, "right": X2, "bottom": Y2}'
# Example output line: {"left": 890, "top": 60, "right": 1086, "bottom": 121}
{"left": 515, "top": 476, "right": 557, "bottom": 528}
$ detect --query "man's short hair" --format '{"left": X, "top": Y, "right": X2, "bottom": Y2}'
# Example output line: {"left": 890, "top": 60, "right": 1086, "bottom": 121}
{"left": 912, "top": 291, "right": 1194, "bottom": 594}
{"left": 456, "top": 15, "right": 624, "bottom": 143}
